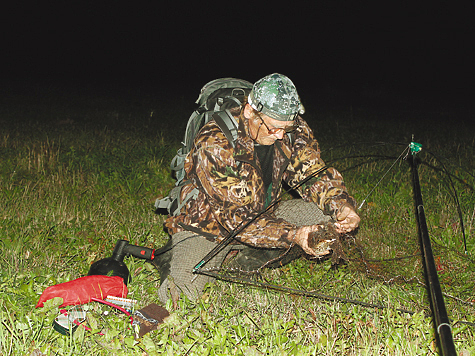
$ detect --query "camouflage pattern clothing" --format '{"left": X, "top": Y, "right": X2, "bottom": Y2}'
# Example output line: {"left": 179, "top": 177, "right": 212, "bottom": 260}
{"left": 164, "top": 113, "right": 356, "bottom": 249}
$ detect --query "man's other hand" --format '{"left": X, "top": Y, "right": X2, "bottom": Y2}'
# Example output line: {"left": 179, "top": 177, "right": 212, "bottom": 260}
{"left": 334, "top": 205, "right": 360, "bottom": 233}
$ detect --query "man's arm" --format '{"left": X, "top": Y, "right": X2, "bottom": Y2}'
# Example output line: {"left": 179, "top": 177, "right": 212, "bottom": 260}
{"left": 284, "top": 118, "right": 360, "bottom": 232}
{"left": 189, "top": 125, "right": 298, "bottom": 249}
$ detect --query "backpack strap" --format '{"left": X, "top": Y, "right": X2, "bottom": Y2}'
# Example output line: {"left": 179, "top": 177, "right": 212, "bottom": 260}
{"left": 214, "top": 95, "right": 243, "bottom": 111}
{"left": 155, "top": 182, "right": 199, "bottom": 216}
{"left": 212, "top": 110, "right": 238, "bottom": 149}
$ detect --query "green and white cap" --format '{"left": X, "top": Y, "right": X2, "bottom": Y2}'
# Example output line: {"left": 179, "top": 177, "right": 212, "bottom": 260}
{"left": 248, "top": 73, "right": 304, "bottom": 121}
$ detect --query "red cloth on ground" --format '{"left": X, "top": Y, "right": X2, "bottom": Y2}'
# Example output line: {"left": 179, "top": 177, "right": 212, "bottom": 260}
{"left": 36, "top": 275, "right": 128, "bottom": 308}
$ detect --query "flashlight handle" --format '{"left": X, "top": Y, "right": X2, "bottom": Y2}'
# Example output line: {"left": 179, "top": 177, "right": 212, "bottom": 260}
{"left": 124, "top": 244, "right": 155, "bottom": 261}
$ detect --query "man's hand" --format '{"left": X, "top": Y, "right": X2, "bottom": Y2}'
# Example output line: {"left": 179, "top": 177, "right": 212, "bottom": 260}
{"left": 293, "top": 225, "right": 332, "bottom": 256}
{"left": 334, "top": 204, "right": 360, "bottom": 233}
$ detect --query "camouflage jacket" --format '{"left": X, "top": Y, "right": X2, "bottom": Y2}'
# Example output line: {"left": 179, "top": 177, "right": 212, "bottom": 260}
{"left": 164, "top": 114, "right": 357, "bottom": 249}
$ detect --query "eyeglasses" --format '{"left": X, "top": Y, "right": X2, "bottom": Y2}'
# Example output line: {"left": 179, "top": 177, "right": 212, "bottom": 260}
{"left": 257, "top": 114, "right": 298, "bottom": 134}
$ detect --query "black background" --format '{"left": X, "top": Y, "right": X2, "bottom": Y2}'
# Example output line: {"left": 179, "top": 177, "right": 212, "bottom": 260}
{"left": 3, "top": 2, "right": 474, "bottom": 118}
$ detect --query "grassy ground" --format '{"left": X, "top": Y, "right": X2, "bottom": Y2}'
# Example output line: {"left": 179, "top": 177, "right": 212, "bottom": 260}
{"left": 1, "top": 85, "right": 474, "bottom": 355}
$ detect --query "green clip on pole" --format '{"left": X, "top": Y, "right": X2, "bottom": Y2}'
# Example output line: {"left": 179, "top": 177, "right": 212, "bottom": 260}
{"left": 410, "top": 141, "right": 422, "bottom": 155}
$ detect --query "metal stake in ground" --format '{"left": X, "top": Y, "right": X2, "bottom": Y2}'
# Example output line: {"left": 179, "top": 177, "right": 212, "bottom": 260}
{"left": 409, "top": 140, "right": 456, "bottom": 356}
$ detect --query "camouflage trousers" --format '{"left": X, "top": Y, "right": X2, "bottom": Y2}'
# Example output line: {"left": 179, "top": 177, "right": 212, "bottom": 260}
{"left": 155, "top": 199, "right": 331, "bottom": 304}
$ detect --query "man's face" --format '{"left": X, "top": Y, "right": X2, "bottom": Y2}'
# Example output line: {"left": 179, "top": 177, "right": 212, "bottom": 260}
{"left": 244, "top": 104, "right": 296, "bottom": 145}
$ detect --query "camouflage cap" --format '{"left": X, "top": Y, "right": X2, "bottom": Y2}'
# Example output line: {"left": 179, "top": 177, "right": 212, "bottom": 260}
{"left": 248, "top": 73, "right": 303, "bottom": 121}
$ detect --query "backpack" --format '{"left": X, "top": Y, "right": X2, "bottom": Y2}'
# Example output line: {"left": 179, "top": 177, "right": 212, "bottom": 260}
{"left": 155, "top": 78, "right": 253, "bottom": 216}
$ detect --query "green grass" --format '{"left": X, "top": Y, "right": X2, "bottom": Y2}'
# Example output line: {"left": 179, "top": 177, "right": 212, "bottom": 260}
{"left": 1, "top": 87, "right": 475, "bottom": 355}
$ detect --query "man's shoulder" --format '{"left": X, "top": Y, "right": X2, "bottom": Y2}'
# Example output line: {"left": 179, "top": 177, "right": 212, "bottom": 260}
{"left": 194, "top": 120, "right": 234, "bottom": 150}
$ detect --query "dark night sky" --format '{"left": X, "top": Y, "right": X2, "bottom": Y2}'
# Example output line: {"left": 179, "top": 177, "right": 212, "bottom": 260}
{"left": 3, "top": 2, "right": 474, "bottom": 112}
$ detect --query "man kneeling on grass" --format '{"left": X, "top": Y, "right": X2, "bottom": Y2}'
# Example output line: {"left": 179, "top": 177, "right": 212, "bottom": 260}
{"left": 154, "top": 73, "right": 360, "bottom": 304}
